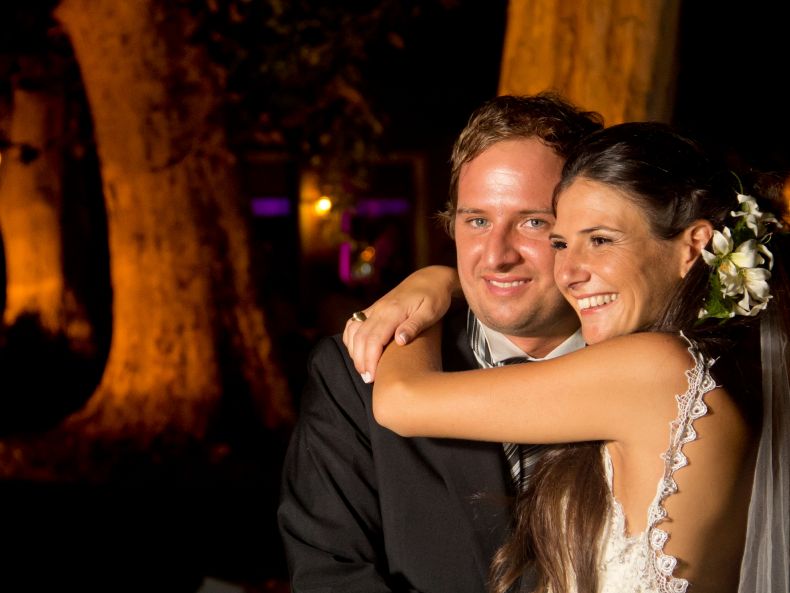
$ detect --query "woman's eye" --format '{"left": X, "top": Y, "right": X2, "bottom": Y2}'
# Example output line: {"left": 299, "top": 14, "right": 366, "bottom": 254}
{"left": 550, "top": 239, "right": 567, "bottom": 251}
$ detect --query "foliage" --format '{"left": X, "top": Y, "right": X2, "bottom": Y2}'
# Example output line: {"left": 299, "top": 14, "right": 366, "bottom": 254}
{"left": 181, "top": 0, "right": 443, "bottom": 201}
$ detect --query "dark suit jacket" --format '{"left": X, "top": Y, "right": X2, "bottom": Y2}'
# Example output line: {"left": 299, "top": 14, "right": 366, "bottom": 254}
{"left": 277, "top": 311, "right": 515, "bottom": 593}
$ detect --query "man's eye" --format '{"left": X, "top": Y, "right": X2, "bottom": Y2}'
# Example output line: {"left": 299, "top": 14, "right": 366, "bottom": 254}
{"left": 467, "top": 218, "right": 488, "bottom": 228}
{"left": 524, "top": 218, "right": 548, "bottom": 229}
{"left": 591, "top": 236, "right": 612, "bottom": 246}
{"left": 550, "top": 239, "right": 567, "bottom": 251}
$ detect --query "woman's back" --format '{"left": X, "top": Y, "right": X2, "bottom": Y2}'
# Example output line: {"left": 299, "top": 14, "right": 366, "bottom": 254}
{"left": 601, "top": 334, "right": 757, "bottom": 592}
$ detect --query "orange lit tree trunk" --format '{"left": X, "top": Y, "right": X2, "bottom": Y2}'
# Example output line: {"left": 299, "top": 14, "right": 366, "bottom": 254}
{"left": 0, "top": 57, "right": 92, "bottom": 347}
{"left": 499, "top": 0, "right": 681, "bottom": 124}
{"left": 52, "top": 0, "right": 292, "bottom": 444}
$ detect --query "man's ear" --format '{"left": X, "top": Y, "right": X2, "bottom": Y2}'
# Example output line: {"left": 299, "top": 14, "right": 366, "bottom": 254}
{"left": 679, "top": 220, "right": 714, "bottom": 278}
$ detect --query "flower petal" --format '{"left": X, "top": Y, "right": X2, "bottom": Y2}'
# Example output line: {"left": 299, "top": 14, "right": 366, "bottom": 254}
{"left": 711, "top": 229, "right": 733, "bottom": 256}
{"left": 743, "top": 267, "right": 772, "bottom": 300}
{"left": 701, "top": 249, "right": 717, "bottom": 266}
{"left": 730, "top": 240, "right": 759, "bottom": 268}
{"left": 758, "top": 243, "right": 774, "bottom": 270}
{"left": 718, "top": 261, "right": 743, "bottom": 296}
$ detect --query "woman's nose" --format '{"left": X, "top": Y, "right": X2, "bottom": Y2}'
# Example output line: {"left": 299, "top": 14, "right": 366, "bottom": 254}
{"left": 554, "top": 247, "right": 590, "bottom": 288}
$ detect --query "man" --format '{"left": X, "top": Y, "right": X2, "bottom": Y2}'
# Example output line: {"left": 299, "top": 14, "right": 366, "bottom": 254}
{"left": 278, "top": 93, "right": 604, "bottom": 592}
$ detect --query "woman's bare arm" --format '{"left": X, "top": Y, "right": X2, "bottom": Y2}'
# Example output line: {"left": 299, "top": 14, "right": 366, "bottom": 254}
{"left": 372, "top": 328, "right": 692, "bottom": 446}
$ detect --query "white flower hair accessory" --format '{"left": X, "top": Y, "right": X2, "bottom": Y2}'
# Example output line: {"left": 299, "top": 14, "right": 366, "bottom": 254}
{"left": 698, "top": 193, "right": 782, "bottom": 320}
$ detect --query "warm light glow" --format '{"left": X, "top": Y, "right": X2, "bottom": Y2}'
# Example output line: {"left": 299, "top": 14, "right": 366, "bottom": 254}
{"left": 299, "top": 171, "right": 343, "bottom": 260}
{"left": 314, "top": 196, "right": 333, "bottom": 215}
{"left": 360, "top": 246, "right": 376, "bottom": 262}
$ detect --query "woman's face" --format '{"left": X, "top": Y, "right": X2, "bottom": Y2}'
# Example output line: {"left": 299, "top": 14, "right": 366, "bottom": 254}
{"left": 551, "top": 178, "right": 686, "bottom": 345}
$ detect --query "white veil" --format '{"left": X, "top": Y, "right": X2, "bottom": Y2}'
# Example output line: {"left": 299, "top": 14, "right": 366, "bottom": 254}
{"left": 738, "top": 298, "right": 790, "bottom": 592}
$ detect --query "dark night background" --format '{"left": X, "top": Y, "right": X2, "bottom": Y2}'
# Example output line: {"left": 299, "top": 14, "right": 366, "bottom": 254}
{"left": 0, "top": 2, "right": 788, "bottom": 592}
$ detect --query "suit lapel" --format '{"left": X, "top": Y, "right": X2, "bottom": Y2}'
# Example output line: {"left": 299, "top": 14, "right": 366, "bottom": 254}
{"left": 432, "top": 311, "right": 514, "bottom": 581}
{"left": 440, "top": 438, "right": 513, "bottom": 580}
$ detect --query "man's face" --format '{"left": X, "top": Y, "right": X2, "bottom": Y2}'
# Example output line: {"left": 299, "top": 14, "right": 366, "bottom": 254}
{"left": 454, "top": 138, "right": 579, "bottom": 354}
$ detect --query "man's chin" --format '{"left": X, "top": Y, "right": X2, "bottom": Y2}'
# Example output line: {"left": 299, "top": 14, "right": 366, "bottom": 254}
{"left": 475, "top": 305, "right": 577, "bottom": 338}
{"left": 475, "top": 313, "right": 529, "bottom": 335}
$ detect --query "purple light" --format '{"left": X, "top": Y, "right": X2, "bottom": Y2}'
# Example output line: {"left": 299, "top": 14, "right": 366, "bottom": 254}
{"left": 251, "top": 196, "right": 291, "bottom": 217}
{"left": 355, "top": 198, "right": 410, "bottom": 217}
{"left": 339, "top": 241, "right": 351, "bottom": 283}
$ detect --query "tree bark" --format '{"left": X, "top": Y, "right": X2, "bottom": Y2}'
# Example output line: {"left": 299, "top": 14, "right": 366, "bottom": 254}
{"left": 0, "top": 56, "right": 92, "bottom": 347}
{"left": 498, "top": 0, "right": 681, "bottom": 124}
{"left": 49, "top": 0, "right": 292, "bottom": 446}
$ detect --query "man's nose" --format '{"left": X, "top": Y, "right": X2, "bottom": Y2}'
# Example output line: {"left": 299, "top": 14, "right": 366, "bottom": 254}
{"left": 483, "top": 226, "right": 521, "bottom": 267}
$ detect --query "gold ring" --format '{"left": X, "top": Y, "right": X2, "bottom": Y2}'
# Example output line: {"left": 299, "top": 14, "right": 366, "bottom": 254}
{"left": 351, "top": 311, "right": 368, "bottom": 322}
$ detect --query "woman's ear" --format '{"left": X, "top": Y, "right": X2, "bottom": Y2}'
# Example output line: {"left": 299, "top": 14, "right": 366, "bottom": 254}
{"left": 679, "top": 220, "right": 714, "bottom": 278}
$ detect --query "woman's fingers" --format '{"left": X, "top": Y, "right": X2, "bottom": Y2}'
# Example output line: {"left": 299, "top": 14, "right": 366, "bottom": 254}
{"left": 341, "top": 266, "right": 459, "bottom": 382}
{"left": 351, "top": 305, "right": 406, "bottom": 382}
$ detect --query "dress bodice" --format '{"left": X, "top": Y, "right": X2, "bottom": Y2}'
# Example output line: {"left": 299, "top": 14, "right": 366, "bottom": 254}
{"left": 595, "top": 335, "right": 717, "bottom": 593}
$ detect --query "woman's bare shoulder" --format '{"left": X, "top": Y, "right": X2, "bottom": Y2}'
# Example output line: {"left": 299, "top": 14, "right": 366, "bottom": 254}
{"left": 580, "top": 331, "right": 698, "bottom": 372}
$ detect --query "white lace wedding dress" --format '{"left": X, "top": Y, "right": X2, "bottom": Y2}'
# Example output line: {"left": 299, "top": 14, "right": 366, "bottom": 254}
{"left": 595, "top": 337, "right": 717, "bottom": 593}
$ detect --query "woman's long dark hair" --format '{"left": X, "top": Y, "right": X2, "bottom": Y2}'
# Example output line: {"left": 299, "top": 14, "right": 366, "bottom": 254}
{"left": 489, "top": 122, "right": 783, "bottom": 593}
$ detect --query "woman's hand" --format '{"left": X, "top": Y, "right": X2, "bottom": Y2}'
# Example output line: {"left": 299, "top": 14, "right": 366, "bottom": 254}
{"left": 343, "top": 265, "right": 460, "bottom": 382}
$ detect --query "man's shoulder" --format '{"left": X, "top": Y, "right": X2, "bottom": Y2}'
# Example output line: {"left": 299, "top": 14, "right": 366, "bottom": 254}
{"left": 306, "top": 334, "right": 355, "bottom": 372}
{"left": 308, "top": 333, "right": 347, "bottom": 357}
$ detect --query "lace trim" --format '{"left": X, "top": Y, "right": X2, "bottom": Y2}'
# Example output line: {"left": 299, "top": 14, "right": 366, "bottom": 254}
{"left": 646, "top": 332, "right": 718, "bottom": 592}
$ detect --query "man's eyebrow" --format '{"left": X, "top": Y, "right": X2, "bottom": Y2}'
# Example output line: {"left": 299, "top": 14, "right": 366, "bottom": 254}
{"left": 456, "top": 207, "right": 554, "bottom": 215}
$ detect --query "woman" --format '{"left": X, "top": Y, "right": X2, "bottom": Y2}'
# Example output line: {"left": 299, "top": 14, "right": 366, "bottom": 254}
{"left": 344, "top": 123, "right": 788, "bottom": 593}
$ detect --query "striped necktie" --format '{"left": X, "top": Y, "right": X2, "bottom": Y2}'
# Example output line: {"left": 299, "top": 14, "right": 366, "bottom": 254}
{"left": 467, "top": 311, "right": 546, "bottom": 491}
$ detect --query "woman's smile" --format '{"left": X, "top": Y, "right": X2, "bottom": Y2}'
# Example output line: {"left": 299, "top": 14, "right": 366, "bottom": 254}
{"left": 576, "top": 293, "right": 619, "bottom": 311}
{"left": 551, "top": 178, "right": 686, "bottom": 344}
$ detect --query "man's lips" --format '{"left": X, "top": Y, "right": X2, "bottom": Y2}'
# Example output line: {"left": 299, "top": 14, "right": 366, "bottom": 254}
{"left": 487, "top": 278, "right": 528, "bottom": 289}
{"left": 482, "top": 276, "right": 531, "bottom": 294}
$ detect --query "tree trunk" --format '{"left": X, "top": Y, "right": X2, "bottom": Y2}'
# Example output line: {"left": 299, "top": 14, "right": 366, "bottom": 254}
{"left": 498, "top": 0, "right": 681, "bottom": 124}
{"left": 49, "top": 0, "right": 292, "bottom": 446}
{"left": 0, "top": 56, "right": 92, "bottom": 348}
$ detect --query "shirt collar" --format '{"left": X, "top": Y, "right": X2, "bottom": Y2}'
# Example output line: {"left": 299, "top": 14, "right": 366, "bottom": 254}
{"left": 478, "top": 321, "right": 586, "bottom": 362}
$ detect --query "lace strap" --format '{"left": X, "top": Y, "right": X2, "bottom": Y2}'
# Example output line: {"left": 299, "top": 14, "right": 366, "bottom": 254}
{"left": 646, "top": 332, "right": 718, "bottom": 593}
